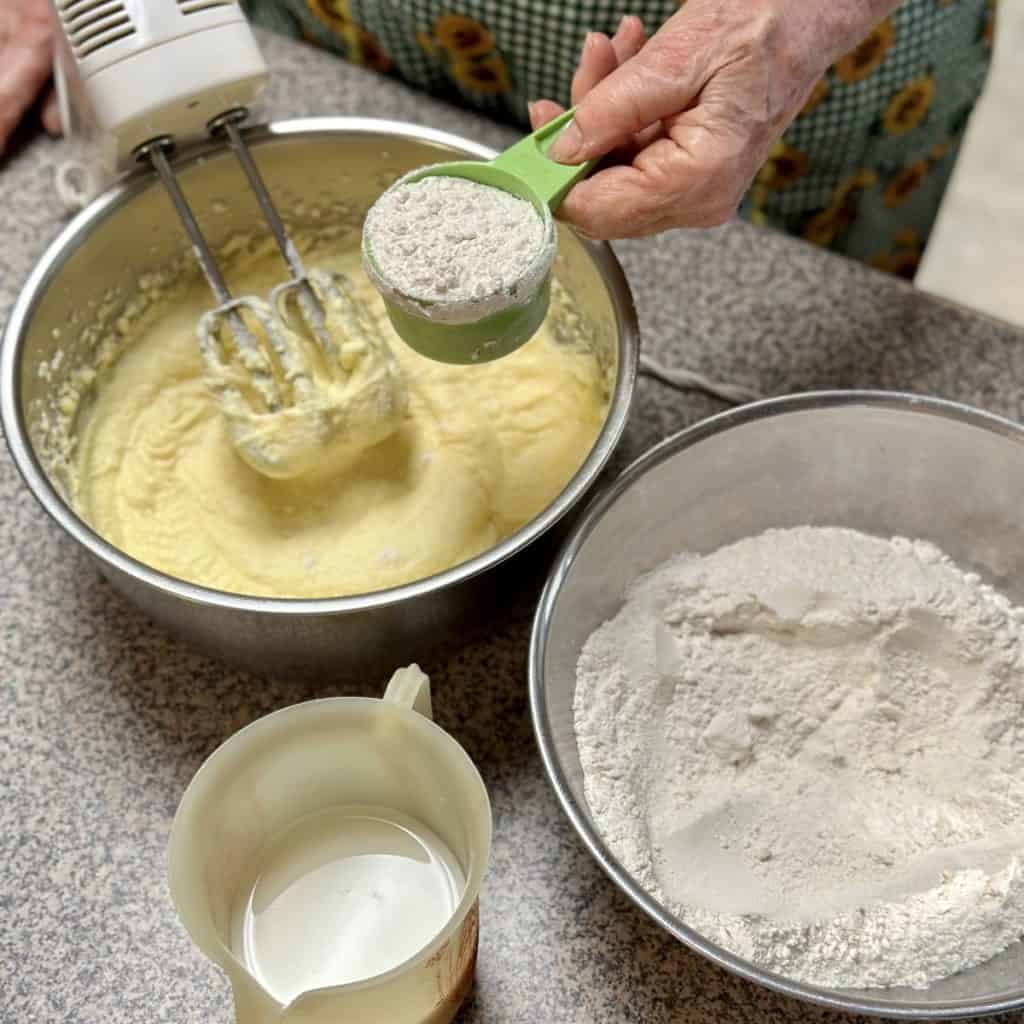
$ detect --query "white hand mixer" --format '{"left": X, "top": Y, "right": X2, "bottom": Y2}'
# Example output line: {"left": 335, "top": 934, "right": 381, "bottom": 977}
{"left": 51, "top": 0, "right": 407, "bottom": 478}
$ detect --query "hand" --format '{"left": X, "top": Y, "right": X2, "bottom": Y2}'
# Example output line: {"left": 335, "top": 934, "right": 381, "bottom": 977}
{"left": 1, "top": 0, "right": 61, "bottom": 159}
{"left": 531, "top": 1, "right": 901, "bottom": 239}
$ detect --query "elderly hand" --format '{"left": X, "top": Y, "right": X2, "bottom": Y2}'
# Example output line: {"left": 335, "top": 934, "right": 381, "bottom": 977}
{"left": 530, "top": 0, "right": 902, "bottom": 239}
{"left": 1, "top": 0, "right": 61, "bottom": 159}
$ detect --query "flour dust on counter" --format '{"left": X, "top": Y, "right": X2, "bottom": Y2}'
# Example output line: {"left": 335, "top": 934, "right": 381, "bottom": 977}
{"left": 574, "top": 526, "right": 1024, "bottom": 990}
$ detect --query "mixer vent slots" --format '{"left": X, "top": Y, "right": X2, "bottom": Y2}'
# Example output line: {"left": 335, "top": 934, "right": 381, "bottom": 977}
{"left": 57, "top": 0, "right": 135, "bottom": 58}
{"left": 177, "top": 0, "right": 237, "bottom": 13}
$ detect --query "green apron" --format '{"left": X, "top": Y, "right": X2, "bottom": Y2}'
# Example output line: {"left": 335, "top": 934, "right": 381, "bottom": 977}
{"left": 242, "top": 0, "right": 996, "bottom": 276}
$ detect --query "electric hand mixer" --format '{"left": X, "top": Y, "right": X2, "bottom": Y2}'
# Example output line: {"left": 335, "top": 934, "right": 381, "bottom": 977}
{"left": 51, "top": 0, "right": 407, "bottom": 478}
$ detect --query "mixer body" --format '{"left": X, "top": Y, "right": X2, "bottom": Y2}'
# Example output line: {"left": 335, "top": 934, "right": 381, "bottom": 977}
{"left": 51, "top": 0, "right": 267, "bottom": 194}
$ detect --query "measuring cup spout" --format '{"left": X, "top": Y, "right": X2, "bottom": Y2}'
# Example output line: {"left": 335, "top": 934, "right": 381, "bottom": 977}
{"left": 227, "top": 971, "right": 282, "bottom": 1024}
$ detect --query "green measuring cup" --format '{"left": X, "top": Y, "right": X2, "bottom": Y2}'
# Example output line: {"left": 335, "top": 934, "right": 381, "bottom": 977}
{"left": 361, "top": 108, "right": 594, "bottom": 364}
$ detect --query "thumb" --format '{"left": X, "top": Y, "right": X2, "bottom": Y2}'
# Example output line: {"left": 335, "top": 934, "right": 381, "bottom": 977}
{"left": 548, "top": 24, "right": 707, "bottom": 164}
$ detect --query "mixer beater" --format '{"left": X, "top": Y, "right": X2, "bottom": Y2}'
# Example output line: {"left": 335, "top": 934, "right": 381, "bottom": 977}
{"left": 51, "top": 0, "right": 407, "bottom": 477}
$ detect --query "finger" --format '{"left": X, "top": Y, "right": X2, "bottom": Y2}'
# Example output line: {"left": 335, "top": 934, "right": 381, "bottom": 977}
{"left": 570, "top": 32, "right": 618, "bottom": 106}
{"left": 607, "top": 121, "right": 666, "bottom": 165}
{"left": 570, "top": 19, "right": 647, "bottom": 110}
{"left": 528, "top": 99, "right": 565, "bottom": 130}
{"left": 602, "top": 18, "right": 652, "bottom": 162}
{"left": 559, "top": 165, "right": 664, "bottom": 238}
{"left": 41, "top": 87, "right": 61, "bottom": 136}
{"left": 0, "top": 4, "right": 55, "bottom": 156}
{"left": 548, "top": 8, "right": 711, "bottom": 163}
{"left": 533, "top": 18, "right": 648, "bottom": 132}
{"left": 559, "top": 113, "right": 749, "bottom": 238}
{"left": 0, "top": 51, "right": 52, "bottom": 154}
{"left": 610, "top": 15, "right": 646, "bottom": 64}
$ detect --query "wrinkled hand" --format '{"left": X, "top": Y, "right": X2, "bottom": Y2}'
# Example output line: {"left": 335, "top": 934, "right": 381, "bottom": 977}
{"left": 531, "top": 0, "right": 901, "bottom": 239}
{"left": 1, "top": 0, "right": 61, "bottom": 159}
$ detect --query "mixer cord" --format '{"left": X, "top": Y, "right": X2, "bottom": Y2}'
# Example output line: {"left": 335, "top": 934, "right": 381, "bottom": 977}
{"left": 638, "top": 353, "right": 762, "bottom": 406}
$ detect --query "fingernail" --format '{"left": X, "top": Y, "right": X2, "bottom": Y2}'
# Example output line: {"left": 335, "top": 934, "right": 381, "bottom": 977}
{"left": 582, "top": 30, "right": 597, "bottom": 54}
{"left": 548, "top": 118, "right": 583, "bottom": 163}
{"left": 527, "top": 101, "right": 538, "bottom": 124}
{"left": 617, "top": 14, "right": 630, "bottom": 33}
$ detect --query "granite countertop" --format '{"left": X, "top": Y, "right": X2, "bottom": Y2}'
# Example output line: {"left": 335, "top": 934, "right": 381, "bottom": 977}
{"left": 4, "top": 31, "right": 1024, "bottom": 1024}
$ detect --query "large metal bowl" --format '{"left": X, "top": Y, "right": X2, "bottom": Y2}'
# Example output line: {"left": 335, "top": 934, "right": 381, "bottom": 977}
{"left": 1, "top": 118, "right": 637, "bottom": 678}
{"left": 531, "top": 392, "right": 1024, "bottom": 1019}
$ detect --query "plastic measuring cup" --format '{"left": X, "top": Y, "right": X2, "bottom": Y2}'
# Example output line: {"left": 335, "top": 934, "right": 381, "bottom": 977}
{"left": 362, "top": 108, "right": 594, "bottom": 364}
{"left": 167, "top": 667, "right": 491, "bottom": 1024}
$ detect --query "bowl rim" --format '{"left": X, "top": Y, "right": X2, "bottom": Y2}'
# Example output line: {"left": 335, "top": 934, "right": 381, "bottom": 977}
{"left": 529, "top": 389, "right": 1024, "bottom": 1019}
{"left": 0, "top": 116, "right": 638, "bottom": 614}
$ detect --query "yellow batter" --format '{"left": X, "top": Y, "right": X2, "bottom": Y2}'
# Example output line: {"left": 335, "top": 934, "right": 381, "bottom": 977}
{"left": 73, "top": 244, "right": 608, "bottom": 598}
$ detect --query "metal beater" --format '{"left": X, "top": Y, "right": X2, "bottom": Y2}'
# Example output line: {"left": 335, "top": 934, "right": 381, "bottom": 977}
{"left": 50, "top": 0, "right": 405, "bottom": 478}
{"left": 136, "top": 113, "right": 339, "bottom": 417}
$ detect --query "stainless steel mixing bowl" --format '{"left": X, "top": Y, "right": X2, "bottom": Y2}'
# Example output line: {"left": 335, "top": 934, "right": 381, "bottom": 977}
{"left": 1, "top": 118, "right": 637, "bottom": 678}
{"left": 530, "top": 392, "right": 1024, "bottom": 1019}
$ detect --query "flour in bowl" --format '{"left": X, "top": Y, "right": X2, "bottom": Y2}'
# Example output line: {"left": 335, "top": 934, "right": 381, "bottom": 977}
{"left": 574, "top": 526, "right": 1024, "bottom": 989}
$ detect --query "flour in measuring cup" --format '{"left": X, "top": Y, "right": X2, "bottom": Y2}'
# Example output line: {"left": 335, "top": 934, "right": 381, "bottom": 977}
{"left": 362, "top": 175, "right": 549, "bottom": 322}
{"left": 574, "top": 526, "right": 1024, "bottom": 989}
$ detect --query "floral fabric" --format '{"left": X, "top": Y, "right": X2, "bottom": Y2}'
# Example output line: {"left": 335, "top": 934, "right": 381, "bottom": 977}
{"left": 241, "top": 0, "right": 997, "bottom": 276}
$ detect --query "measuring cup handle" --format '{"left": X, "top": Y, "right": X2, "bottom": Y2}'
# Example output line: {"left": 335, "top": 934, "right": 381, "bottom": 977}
{"left": 492, "top": 106, "right": 596, "bottom": 211}
{"left": 383, "top": 664, "right": 434, "bottom": 720}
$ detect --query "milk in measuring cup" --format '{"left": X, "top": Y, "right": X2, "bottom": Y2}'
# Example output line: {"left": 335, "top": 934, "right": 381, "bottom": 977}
{"left": 231, "top": 804, "right": 466, "bottom": 1003}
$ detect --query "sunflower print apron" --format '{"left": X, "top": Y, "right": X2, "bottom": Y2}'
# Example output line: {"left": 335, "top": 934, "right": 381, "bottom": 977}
{"left": 240, "top": 0, "right": 997, "bottom": 278}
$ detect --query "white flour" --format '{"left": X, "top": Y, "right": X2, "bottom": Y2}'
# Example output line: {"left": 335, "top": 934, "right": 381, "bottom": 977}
{"left": 574, "top": 527, "right": 1024, "bottom": 989}
{"left": 362, "top": 174, "right": 551, "bottom": 324}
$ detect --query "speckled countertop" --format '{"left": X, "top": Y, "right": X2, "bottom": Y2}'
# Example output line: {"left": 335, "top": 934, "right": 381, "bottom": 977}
{"left": 4, "top": 31, "right": 1024, "bottom": 1024}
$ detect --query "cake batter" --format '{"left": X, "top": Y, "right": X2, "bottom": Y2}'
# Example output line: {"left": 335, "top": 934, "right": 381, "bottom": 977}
{"left": 72, "top": 243, "right": 608, "bottom": 598}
